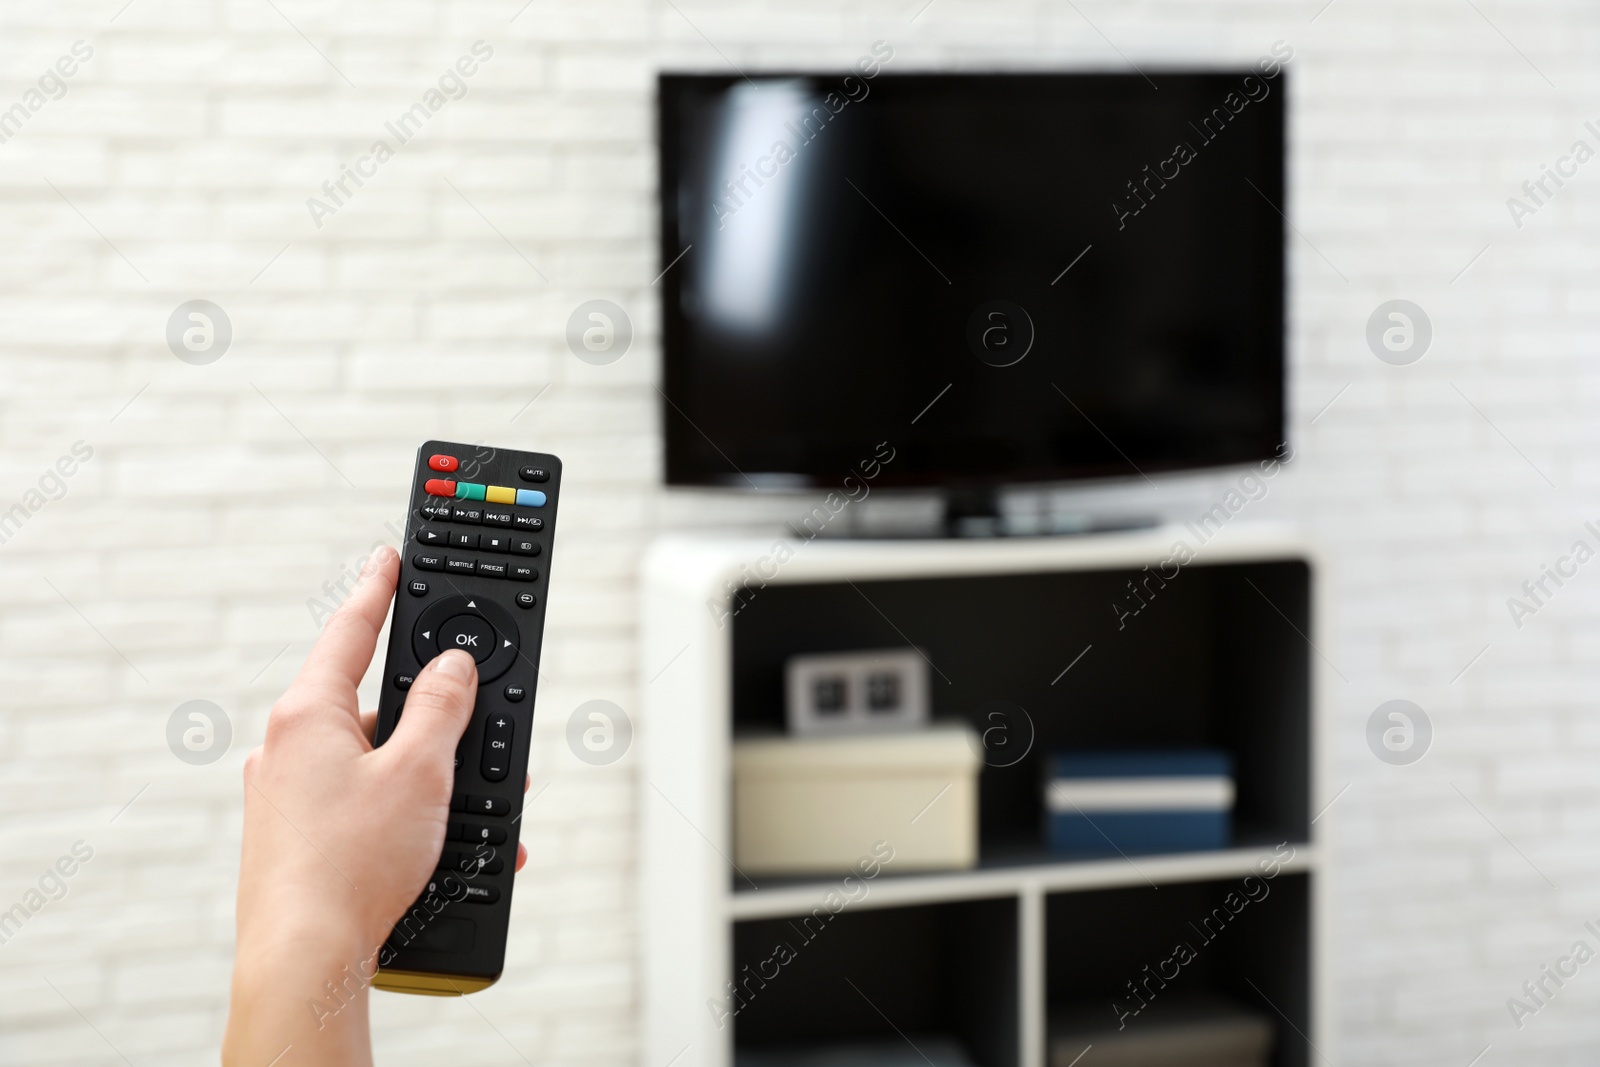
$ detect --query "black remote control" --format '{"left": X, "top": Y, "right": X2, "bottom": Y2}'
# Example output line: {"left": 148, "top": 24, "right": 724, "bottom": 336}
{"left": 370, "top": 440, "right": 560, "bottom": 995}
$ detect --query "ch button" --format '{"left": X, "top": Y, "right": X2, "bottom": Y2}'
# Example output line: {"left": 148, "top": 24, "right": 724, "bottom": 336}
{"left": 481, "top": 715, "right": 513, "bottom": 782}
{"left": 438, "top": 615, "right": 496, "bottom": 664}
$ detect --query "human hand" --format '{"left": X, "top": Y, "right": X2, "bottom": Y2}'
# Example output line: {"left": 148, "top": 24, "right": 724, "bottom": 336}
{"left": 223, "top": 545, "right": 527, "bottom": 1066}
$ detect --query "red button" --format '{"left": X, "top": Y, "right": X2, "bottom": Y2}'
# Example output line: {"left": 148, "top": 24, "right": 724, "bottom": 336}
{"left": 428, "top": 454, "right": 459, "bottom": 472}
{"left": 424, "top": 479, "right": 457, "bottom": 497}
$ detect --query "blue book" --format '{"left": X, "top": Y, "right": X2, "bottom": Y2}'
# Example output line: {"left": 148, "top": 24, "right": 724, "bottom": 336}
{"left": 1046, "top": 749, "right": 1234, "bottom": 856}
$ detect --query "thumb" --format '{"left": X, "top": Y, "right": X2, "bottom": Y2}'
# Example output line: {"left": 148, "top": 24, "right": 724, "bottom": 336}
{"left": 384, "top": 649, "right": 478, "bottom": 769}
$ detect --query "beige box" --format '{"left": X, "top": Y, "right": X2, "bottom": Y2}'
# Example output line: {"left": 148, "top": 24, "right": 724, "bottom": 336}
{"left": 732, "top": 724, "right": 982, "bottom": 875}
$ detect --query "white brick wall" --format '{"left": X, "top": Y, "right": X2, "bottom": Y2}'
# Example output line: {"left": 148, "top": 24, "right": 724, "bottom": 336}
{"left": 2, "top": 0, "right": 1599, "bottom": 1063}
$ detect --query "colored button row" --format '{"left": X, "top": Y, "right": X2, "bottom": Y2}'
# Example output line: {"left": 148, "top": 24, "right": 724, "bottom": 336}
{"left": 424, "top": 479, "right": 546, "bottom": 508}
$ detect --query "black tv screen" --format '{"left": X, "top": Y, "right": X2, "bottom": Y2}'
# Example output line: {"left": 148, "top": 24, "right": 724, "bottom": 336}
{"left": 659, "top": 70, "right": 1286, "bottom": 490}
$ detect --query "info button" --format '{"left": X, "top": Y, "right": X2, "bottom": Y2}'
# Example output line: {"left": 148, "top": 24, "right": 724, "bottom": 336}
{"left": 437, "top": 614, "right": 496, "bottom": 664}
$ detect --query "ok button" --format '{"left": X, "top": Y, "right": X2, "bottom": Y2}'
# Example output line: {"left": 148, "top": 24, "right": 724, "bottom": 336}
{"left": 437, "top": 614, "right": 496, "bottom": 664}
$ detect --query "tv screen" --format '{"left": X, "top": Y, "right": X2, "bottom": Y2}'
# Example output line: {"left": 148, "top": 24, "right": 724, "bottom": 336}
{"left": 659, "top": 70, "right": 1285, "bottom": 490}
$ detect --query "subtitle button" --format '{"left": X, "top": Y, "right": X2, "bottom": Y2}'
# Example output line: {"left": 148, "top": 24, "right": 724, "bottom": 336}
{"left": 481, "top": 715, "right": 513, "bottom": 782}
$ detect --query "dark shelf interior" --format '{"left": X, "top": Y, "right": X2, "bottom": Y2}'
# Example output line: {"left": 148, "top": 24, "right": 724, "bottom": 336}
{"left": 730, "top": 559, "right": 1313, "bottom": 854}
{"left": 1045, "top": 873, "right": 1311, "bottom": 1067}
{"left": 732, "top": 897, "right": 1018, "bottom": 1067}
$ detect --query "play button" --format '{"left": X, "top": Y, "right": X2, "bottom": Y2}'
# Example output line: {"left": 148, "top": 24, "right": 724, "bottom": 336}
{"left": 437, "top": 614, "right": 495, "bottom": 664}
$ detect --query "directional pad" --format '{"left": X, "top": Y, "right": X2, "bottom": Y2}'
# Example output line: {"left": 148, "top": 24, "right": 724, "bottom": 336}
{"left": 411, "top": 595, "right": 521, "bottom": 684}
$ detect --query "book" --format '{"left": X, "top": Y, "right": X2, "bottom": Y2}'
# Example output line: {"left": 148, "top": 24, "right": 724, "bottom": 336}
{"left": 1046, "top": 749, "right": 1234, "bottom": 856}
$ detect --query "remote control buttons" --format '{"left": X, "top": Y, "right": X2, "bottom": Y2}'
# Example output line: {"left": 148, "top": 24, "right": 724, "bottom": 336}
{"left": 515, "top": 592, "right": 537, "bottom": 609}
{"left": 450, "top": 506, "right": 483, "bottom": 525}
{"left": 508, "top": 563, "right": 537, "bottom": 582}
{"left": 438, "top": 614, "right": 496, "bottom": 663}
{"left": 485, "top": 485, "right": 516, "bottom": 505}
{"left": 511, "top": 514, "right": 543, "bottom": 532}
{"left": 413, "top": 551, "right": 445, "bottom": 572}
{"left": 466, "top": 794, "right": 509, "bottom": 816}
{"left": 482, "top": 533, "right": 509, "bottom": 553}
{"left": 445, "top": 558, "right": 476, "bottom": 576}
{"left": 450, "top": 531, "right": 479, "bottom": 549}
{"left": 504, "top": 683, "right": 526, "bottom": 702}
{"left": 425, "top": 478, "right": 456, "bottom": 497}
{"left": 464, "top": 824, "right": 508, "bottom": 845}
{"left": 416, "top": 526, "right": 447, "bottom": 546}
{"left": 515, "top": 489, "right": 546, "bottom": 507}
{"left": 455, "top": 482, "right": 487, "bottom": 501}
{"left": 482, "top": 509, "right": 514, "bottom": 527}
{"left": 519, "top": 466, "right": 549, "bottom": 482}
{"left": 482, "top": 715, "right": 514, "bottom": 781}
{"left": 394, "top": 673, "right": 415, "bottom": 690}
{"left": 458, "top": 883, "right": 500, "bottom": 904}
{"left": 419, "top": 501, "right": 452, "bottom": 521}
{"left": 428, "top": 454, "right": 459, "bottom": 472}
{"left": 408, "top": 580, "right": 428, "bottom": 596}
{"left": 509, "top": 536, "right": 539, "bottom": 556}
{"left": 412, "top": 595, "right": 520, "bottom": 682}
{"left": 475, "top": 560, "right": 508, "bottom": 579}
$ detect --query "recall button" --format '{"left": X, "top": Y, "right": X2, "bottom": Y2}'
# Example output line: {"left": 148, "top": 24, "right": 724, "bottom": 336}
{"left": 437, "top": 614, "right": 496, "bottom": 663}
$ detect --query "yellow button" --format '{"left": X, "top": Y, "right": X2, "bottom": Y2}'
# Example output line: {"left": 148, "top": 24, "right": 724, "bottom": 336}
{"left": 485, "top": 485, "right": 516, "bottom": 505}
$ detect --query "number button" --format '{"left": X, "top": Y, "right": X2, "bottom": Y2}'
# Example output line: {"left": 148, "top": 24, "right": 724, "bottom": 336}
{"left": 467, "top": 794, "right": 510, "bottom": 816}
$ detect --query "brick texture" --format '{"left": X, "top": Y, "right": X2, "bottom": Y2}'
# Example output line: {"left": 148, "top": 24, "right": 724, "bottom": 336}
{"left": 1, "top": 0, "right": 1598, "bottom": 1064}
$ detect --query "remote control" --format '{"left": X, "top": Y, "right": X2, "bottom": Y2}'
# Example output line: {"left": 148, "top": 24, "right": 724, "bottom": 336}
{"left": 370, "top": 440, "right": 560, "bottom": 995}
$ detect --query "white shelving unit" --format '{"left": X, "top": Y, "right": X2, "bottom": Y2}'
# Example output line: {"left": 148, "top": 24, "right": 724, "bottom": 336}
{"left": 641, "top": 524, "right": 1331, "bottom": 1067}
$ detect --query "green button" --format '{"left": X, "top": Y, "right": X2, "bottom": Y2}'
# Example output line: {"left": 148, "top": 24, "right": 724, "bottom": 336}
{"left": 455, "top": 482, "right": 486, "bottom": 501}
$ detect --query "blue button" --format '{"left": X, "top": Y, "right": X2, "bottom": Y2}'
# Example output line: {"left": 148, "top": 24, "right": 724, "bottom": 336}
{"left": 515, "top": 489, "right": 547, "bottom": 507}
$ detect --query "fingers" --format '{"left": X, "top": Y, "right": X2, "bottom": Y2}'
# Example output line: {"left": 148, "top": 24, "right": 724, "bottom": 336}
{"left": 381, "top": 649, "right": 478, "bottom": 770}
{"left": 359, "top": 709, "right": 378, "bottom": 744}
{"left": 516, "top": 842, "right": 527, "bottom": 872}
{"left": 293, "top": 545, "right": 400, "bottom": 705}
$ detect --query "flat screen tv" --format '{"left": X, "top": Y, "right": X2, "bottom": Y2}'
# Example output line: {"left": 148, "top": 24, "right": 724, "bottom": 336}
{"left": 658, "top": 70, "right": 1286, "bottom": 503}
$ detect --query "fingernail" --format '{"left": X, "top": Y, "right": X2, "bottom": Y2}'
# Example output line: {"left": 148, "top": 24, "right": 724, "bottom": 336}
{"left": 433, "top": 648, "right": 476, "bottom": 681}
{"left": 362, "top": 544, "right": 396, "bottom": 577}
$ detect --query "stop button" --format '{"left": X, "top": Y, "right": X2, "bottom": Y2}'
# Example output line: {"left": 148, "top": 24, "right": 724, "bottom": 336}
{"left": 437, "top": 614, "right": 496, "bottom": 663}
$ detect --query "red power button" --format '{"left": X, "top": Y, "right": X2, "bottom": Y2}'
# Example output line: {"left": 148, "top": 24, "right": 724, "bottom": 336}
{"left": 424, "top": 479, "right": 457, "bottom": 497}
{"left": 428, "top": 454, "right": 459, "bottom": 472}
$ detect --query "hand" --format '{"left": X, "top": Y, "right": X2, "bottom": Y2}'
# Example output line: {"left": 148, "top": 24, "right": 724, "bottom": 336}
{"left": 223, "top": 545, "right": 527, "bottom": 1067}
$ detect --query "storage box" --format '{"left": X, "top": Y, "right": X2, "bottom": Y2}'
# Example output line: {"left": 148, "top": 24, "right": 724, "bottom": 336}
{"left": 1046, "top": 749, "right": 1233, "bottom": 856}
{"left": 733, "top": 724, "right": 981, "bottom": 874}
{"left": 1049, "top": 991, "right": 1273, "bottom": 1067}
